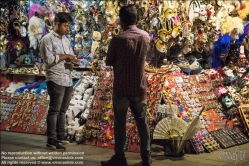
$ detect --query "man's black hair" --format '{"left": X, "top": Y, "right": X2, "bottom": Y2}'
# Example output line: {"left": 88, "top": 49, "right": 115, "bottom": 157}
{"left": 54, "top": 12, "right": 73, "bottom": 23}
{"left": 119, "top": 4, "right": 137, "bottom": 26}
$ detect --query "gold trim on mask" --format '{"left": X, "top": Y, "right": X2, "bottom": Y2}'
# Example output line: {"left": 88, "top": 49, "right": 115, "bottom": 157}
{"left": 155, "top": 38, "right": 167, "bottom": 53}
{"left": 158, "top": 28, "right": 171, "bottom": 42}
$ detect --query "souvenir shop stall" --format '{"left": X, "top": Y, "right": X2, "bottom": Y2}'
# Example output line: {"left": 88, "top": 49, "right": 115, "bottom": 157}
{"left": 1, "top": 0, "right": 249, "bottom": 156}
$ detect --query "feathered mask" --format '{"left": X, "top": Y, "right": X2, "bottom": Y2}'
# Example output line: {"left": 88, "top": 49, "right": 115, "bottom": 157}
{"left": 28, "top": 16, "right": 45, "bottom": 49}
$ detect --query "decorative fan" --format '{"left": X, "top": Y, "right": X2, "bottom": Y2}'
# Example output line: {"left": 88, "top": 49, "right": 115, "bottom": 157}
{"left": 153, "top": 117, "right": 188, "bottom": 139}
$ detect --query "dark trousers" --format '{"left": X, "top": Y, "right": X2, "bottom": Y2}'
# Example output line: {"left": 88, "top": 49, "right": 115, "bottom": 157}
{"left": 113, "top": 93, "right": 150, "bottom": 159}
{"left": 46, "top": 81, "right": 73, "bottom": 140}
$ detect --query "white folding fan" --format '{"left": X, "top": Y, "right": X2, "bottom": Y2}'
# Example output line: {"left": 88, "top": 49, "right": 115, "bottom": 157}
{"left": 153, "top": 117, "right": 188, "bottom": 139}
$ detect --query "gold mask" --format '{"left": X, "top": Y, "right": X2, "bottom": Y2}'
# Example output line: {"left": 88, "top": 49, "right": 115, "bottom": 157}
{"left": 155, "top": 39, "right": 167, "bottom": 53}
{"left": 164, "top": 8, "right": 174, "bottom": 20}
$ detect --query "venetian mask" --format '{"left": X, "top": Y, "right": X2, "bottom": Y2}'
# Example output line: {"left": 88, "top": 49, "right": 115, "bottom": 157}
{"left": 24, "top": 55, "right": 31, "bottom": 64}
{"left": 92, "top": 31, "right": 101, "bottom": 41}
{"left": 18, "top": 0, "right": 26, "bottom": 5}
{"left": 14, "top": 42, "right": 23, "bottom": 51}
{"left": 0, "top": 36, "right": 8, "bottom": 53}
{"left": 158, "top": 28, "right": 171, "bottom": 42}
{"left": 198, "top": 5, "right": 208, "bottom": 21}
{"left": 20, "top": 26, "right": 27, "bottom": 37}
{"left": 164, "top": 8, "right": 174, "bottom": 20}
{"left": 81, "top": 77, "right": 90, "bottom": 88}
{"left": 75, "top": 127, "right": 83, "bottom": 143}
{"left": 74, "top": 43, "right": 82, "bottom": 51}
{"left": 83, "top": 88, "right": 93, "bottom": 101}
{"left": 195, "top": 37, "right": 207, "bottom": 53}
{"left": 83, "top": 46, "right": 90, "bottom": 53}
{"left": 155, "top": 39, "right": 167, "bottom": 53}
{"left": 77, "top": 14, "right": 87, "bottom": 25}
{"left": 82, "top": 24, "right": 88, "bottom": 31}
{"left": 75, "top": 34, "right": 82, "bottom": 42}
{"left": 105, "top": 5, "right": 117, "bottom": 24}
{"left": 86, "top": 96, "right": 94, "bottom": 108}
{"left": 74, "top": 24, "right": 81, "bottom": 32}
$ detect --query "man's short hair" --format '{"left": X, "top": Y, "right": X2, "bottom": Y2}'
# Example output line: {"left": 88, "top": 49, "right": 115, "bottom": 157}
{"left": 54, "top": 12, "right": 73, "bottom": 24}
{"left": 119, "top": 4, "right": 137, "bottom": 26}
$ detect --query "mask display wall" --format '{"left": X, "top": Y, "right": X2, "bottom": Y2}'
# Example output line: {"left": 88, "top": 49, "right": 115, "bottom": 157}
{"left": 1, "top": 0, "right": 249, "bottom": 72}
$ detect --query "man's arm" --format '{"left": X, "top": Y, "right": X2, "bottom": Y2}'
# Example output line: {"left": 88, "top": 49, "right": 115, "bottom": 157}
{"left": 39, "top": 37, "right": 76, "bottom": 65}
{"left": 105, "top": 37, "right": 117, "bottom": 66}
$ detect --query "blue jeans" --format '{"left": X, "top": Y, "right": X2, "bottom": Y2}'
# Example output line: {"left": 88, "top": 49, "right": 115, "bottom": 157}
{"left": 46, "top": 81, "right": 73, "bottom": 140}
{"left": 112, "top": 93, "right": 150, "bottom": 159}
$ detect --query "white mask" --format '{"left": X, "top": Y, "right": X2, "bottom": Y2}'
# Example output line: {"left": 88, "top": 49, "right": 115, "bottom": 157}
{"left": 83, "top": 88, "right": 93, "bottom": 101}
{"left": 87, "top": 96, "right": 94, "bottom": 108}
{"left": 198, "top": 5, "right": 208, "bottom": 21}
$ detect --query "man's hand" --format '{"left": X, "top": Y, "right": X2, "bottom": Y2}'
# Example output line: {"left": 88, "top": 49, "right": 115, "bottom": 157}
{"left": 66, "top": 54, "right": 78, "bottom": 62}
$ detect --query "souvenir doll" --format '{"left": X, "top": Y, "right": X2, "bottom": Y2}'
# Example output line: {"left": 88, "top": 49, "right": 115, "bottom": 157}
{"left": 212, "top": 16, "right": 244, "bottom": 69}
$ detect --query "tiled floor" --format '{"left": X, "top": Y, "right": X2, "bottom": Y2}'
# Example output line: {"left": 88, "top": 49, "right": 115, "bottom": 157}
{"left": 1, "top": 131, "right": 249, "bottom": 166}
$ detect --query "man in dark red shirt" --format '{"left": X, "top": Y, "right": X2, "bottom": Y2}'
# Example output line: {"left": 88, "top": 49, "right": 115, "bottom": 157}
{"left": 101, "top": 4, "right": 151, "bottom": 166}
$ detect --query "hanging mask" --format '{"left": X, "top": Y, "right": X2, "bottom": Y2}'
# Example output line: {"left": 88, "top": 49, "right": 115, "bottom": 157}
{"left": 20, "top": 26, "right": 27, "bottom": 37}
{"left": 14, "top": 42, "right": 23, "bottom": 51}
{"left": 74, "top": 23, "right": 81, "bottom": 32}
{"left": 105, "top": 4, "right": 117, "bottom": 25}
{"left": 28, "top": 16, "right": 44, "bottom": 49}
{"left": 24, "top": 55, "right": 31, "bottom": 65}
{"left": 13, "top": 20, "right": 21, "bottom": 32}
{"left": 74, "top": 43, "right": 82, "bottom": 52}
{"left": 158, "top": 28, "right": 171, "bottom": 42}
{"left": 0, "top": 35, "right": 8, "bottom": 53}
{"left": 0, "top": 51, "right": 6, "bottom": 68}
{"left": 75, "top": 33, "right": 82, "bottom": 42}
{"left": 164, "top": 8, "right": 174, "bottom": 20}
{"left": 198, "top": 5, "right": 208, "bottom": 21}
{"left": 18, "top": 0, "right": 26, "bottom": 5}
{"left": 155, "top": 38, "right": 167, "bottom": 53}
{"left": 92, "top": 31, "right": 101, "bottom": 41}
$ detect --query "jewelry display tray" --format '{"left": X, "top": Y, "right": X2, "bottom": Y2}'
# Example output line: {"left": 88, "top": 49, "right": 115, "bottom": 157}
{"left": 211, "top": 129, "right": 237, "bottom": 149}
{"left": 226, "top": 127, "right": 249, "bottom": 145}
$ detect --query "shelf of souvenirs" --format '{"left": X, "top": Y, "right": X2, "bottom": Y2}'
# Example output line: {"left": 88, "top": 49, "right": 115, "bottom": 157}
{"left": 0, "top": 67, "right": 92, "bottom": 79}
